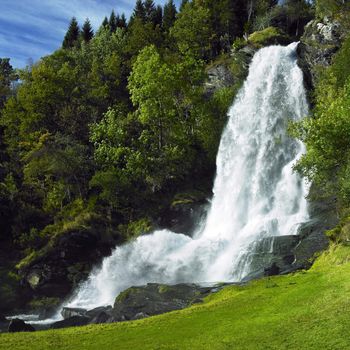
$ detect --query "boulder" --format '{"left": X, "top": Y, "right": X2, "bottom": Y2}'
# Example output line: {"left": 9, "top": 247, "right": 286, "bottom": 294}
{"left": 61, "top": 307, "right": 87, "bottom": 319}
{"left": 8, "top": 318, "right": 35, "bottom": 333}
{"left": 50, "top": 316, "right": 90, "bottom": 329}
{"left": 242, "top": 184, "right": 338, "bottom": 282}
{"left": 85, "top": 306, "right": 112, "bottom": 320}
{"left": 112, "top": 283, "right": 216, "bottom": 321}
{"left": 242, "top": 235, "right": 301, "bottom": 282}
{"left": 90, "top": 312, "right": 111, "bottom": 324}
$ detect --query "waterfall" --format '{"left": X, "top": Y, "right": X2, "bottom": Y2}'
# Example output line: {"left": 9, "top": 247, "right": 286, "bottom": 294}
{"left": 68, "top": 43, "right": 309, "bottom": 309}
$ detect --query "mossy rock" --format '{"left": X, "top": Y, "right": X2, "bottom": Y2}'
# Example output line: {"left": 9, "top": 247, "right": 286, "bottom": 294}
{"left": 171, "top": 191, "right": 207, "bottom": 208}
{"left": 248, "top": 27, "right": 291, "bottom": 48}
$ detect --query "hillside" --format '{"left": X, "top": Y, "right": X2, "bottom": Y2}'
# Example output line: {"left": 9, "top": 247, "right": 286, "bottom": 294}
{"left": 1, "top": 243, "right": 350, "bottom": 349}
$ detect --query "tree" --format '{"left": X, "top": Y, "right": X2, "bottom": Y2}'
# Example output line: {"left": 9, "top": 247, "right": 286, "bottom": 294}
{"left": 81, "top": 19, "right": 94, "bottom": 43}
{"left": 144, "top": 0, "right": 156, "bottom": 22}
{"left": 180, "top": 0, "right": 189, "bottom": 11}
{"left": 170, "top": 2, "right": 212, "bottom": 59}
{"left": 316, "top": 0, "right": 349, "bottom": 18}
{"left": 62, "top": 17, "right": 80, "bottom": 49}
{"left": 0, "top": 58, "right": 16, "bottom": 109}
{"left": 125, "top": 17, "right": 163, "bottom": 58}
{"left": 131, "top": 0, "right": 146, "bottom": 23}
{"left": 101, "top": 16, "right": 109, "bottom": 29}
{"left": 116, "top": 13, "right": 127, "bottom": 29}
{"left": 292, "top": 36, "right": 350, "bottom": 203}
{"left": 163, "top": 0, "right": 177, "bottom": 31}
{"left": 153, "top": 5, "right": 163, "bottom": 26}
{"left": 109, "top": 10, "right": 117, "bottom": 32}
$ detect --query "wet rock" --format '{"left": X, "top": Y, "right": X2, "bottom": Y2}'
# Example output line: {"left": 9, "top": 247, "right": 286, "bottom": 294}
{"left": 85, "top": 306, "right": 112, "bottom": 320}
{"left": 159, "top": 192, "right": 208, "bottom": 235}
{"left": 50, "top": 316, "right": 90, "bottom": 329}
{"left": 242, "top": 235, "right": 301, "bottom": 281}
{"left": 8, "top": 318, "right": 35, "bottom": 333}
{"left": 61, "top": 307, "right": 87, "bottom": 319}
{"left": 264, "top": 262, "right": 280, "bottom": 276}
{"left": 243, "top": 184, "right": 338, "bottom": 281}
{"left": 90, "top": 312, "right": 111, "bottom": 324}
{"left": 112, "top": 283, "right": 214, "bottom": 321}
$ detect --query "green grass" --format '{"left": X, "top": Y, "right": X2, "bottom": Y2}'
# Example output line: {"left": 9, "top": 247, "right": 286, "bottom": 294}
{"left": 2, "top": 244, "right": 350, "bottom": 350}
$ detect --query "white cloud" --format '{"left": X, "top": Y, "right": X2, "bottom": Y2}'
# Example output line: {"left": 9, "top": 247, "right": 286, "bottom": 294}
{"left": 0, "top": 0, "right": 180, "bottom": 68}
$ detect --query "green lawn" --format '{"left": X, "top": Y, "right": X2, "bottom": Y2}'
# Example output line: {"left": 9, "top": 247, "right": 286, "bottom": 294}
{"left": 1, "top": 244, "right": 350, "bottom": 350}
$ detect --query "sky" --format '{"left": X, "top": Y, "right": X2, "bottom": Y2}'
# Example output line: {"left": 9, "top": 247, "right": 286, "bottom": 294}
{"left": 0, "top": 0, "right": 180, "bottom": 68}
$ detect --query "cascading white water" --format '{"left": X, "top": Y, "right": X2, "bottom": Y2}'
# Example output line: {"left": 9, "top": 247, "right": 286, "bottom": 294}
{"left": 68, "top": 43, "right": 309, "bottom": 309}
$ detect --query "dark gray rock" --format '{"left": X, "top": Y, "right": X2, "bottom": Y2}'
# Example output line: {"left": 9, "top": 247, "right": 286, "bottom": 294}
{"left": 90, "top": 312, "right": 111, "bottom": 324}
{"left": 50, "top": 316, "right": 90, "bottom": 329}
{"left": 0, "top": 315, "right": 9, "bottom": 333}
{"left": 264, "top": 262, "right": 280, "bottom": 276}
{"left": 242, "top": 183, "right": 338, "bottom": 282}
{"left": 8, "top": 318, "right": 35, "bottom": 333}
{"left": 159, "top": 192, "right": 209, "bottom": 235}
{"left": 204, "top": 45, "right": 256, "bottom": 98}
{"left": 205, "top": 65, "right": 235, "bottom": 95}
{"left": 297, "top": 17, "right": 347, "bottom": 90}
{"left": 85, "top": 306, "right": 112, "bottom": 320}
{"left": 242, "top": 235, "right": 302, "bottom": 282}
{"left": 20, "top": 226, "right": 118, "bottom": 302}
{"left": 61, "top": 307, "right": 87, "bottom": 319}
{"left": 111, "top": 283, "right": 215, "bottom": 322}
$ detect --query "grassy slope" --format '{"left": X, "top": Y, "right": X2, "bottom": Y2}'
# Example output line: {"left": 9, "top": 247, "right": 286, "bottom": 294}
{"left": 1, "top": 244, "right": 350, "bottom": 350}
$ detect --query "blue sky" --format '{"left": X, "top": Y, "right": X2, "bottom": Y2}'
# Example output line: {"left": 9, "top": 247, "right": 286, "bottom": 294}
{"left": 0, "top": 0, "right": 180, "bottom": 68}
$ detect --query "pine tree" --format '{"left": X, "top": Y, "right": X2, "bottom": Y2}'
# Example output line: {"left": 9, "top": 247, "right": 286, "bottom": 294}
{"left": 62, "top": 17, "right": 80, "bottom": 49}
{"left": 102, "top": 16, "right": 109, "bottom": 28}
{"left": 116, "top": 13, "right": 127, "bottom": 29}
{"left": 81, "top": 18, "right": 94, "bottom": 42}
{"left": 180, "top": 0, "right": 189, "bottom": 11}
{"left": 131, "top": 0, "right": 146, "bottom": 22}
{"left": 109, "top": 10, "right": 117, "bottom": 32}
{"left": 163, "top": 0, "right": 177, "bottom": 31}
{"left": 144, "top": 0, "right": 156, "bottom": 22}
{"left": 153, "top": 5, "right": 163, "bottom": 26}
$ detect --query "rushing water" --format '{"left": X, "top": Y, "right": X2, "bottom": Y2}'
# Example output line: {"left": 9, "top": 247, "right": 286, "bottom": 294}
{"left": 68, "top": 43, "right": 309, "bottom": 309}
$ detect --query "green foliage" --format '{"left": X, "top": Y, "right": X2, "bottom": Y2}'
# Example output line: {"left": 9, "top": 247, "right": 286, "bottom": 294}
{"left": 28, "top": 297, "right": 61, "bottom": 310}
{"left": 270, "top": 0, "right": 314, "bottom": 38}
{"left": 316, "top": 0, "right": 350, "bottom": 18}
{"left": 162, "top": 0, "right": 177, "bottom": 31}
{"left": 118, "top": 218, "right": 153, "bottom": 239}
{"left": 292, "top": 35, "right": 350, "bottom": 205}
{"left": 0, "top": 58, "right": 17, "bottom": 108}
{"left": 81, "top": 19, "right": 94, "bottom": 42}
{"left": 170, "top": 3, "right": 212, "bottom": 59}
{"left": 248, "top": 26, "right": 289, "bottom": 47}
{"left": 62, "top": 17, "right": 80, "bottom": 49}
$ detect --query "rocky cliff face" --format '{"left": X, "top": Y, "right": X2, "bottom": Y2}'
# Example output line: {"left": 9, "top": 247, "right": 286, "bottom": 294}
{"left": 297, "top": 16, "right": 347, "bottom": 91}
